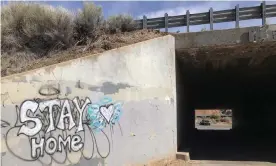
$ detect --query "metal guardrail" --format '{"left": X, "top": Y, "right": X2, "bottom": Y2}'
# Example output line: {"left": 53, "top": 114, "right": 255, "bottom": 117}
{"left": 135, "top": 1, "right": 276, "bottom": 32}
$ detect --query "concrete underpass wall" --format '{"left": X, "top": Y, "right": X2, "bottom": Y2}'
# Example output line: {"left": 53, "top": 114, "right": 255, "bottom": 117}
{"left": 175, "top": 36, "right": 276, "bottom": 162}
{"left": 173, "top": 24, "right": 276, "bottom": 49}
{"left": 1, "top": 35, "right": 176, "bottom": 166}
{"left": 174, "top": 24, "right": 276, "bottom": 162}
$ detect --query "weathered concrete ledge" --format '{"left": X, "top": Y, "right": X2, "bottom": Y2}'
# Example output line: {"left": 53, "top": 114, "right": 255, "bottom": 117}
{"left": 173, "top": 24, "right": 276, "bottom": 50}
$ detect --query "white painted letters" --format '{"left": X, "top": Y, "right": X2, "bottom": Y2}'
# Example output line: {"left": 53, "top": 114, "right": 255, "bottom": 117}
{"left": 100, "top": 105, "right": 114, "bottom": 123}
{"left": 57, "top": 100, "right": 76, "bottom": 130}
{"left": 39, "top": 99, "right": 60, "bottom": 133}
{"left": 18, "top": 101, "right": 42, "bottom": 136}
{"left": 71, "top": 135, "right": 83, "bottom": 152}
{"left": 31, "top": 138, "right": 45, "bottom": 158}
{"left": 45, "top": 137, "right": 57, "bottom": 155}
{"left": 10, "top": 96, "right": 122, "bottom": 161}
{"left": 57, "top": 135, "right": 71, "bottom": 152}
{"left": 73, "top": 97, "right": 91, "bottom": 132}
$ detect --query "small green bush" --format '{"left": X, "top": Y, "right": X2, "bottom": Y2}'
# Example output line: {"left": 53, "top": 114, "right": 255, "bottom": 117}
{"left": 210, "top": 114, "right": 220, "bottom": 120}
{"left": 107, "top": 14, "right": 137, "bottom": 33}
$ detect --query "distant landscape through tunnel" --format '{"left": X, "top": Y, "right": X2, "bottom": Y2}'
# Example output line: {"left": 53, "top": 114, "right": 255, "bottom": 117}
{"left": 176, "top": 41, "right": 276, "bottom": 163}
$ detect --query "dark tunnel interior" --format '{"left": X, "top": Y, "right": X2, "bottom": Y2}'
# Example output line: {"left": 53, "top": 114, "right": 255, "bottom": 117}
{"left": 176, "top": 54, "right": 276, "bottom": 162}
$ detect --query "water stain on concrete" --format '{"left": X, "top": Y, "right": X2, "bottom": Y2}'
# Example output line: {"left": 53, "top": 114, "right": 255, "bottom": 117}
{"left": 65, "top": 86, "right": 72, "bottom": 96}
{"left": 44, "top": 65, "right": 56, "bottom": 74}
{"left": 88, "top": 81, "right": 132, "bottom": 95}
{"left": 75, "top": 80, "right": 84, "bottom": 89}
{"left": 1, "top": 92, "right": 9, "bottom": 101}
{"left": 88, "top": 86, "right": 100, "bottom": 91}
{"left": 170, "top": 98, "right": 174, "bottom": 104}
{"left": 31, "top": 76, "right": 42, "bottom": 82}
{"left": 11, "top": 76, "right": 27, "bottom": 83}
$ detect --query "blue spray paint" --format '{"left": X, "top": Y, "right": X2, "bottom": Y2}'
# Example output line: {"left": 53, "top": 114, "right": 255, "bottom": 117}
{"left": 87, "top": 96, "right": 123, "bottom": 132}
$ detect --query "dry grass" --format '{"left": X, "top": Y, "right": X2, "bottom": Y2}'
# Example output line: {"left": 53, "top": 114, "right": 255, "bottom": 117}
{"left": 74, "top": 2, "right": 105, "bottom": 45}
{"left": 1, "top": 29, "right": 166, "bottom": 76}
{"left": 107, "top": 14, "right": 137, "bottom": 33}
{"left": 1, "top": 2, "right": 74, "bottom": 55}
{"left": 1, "top": 2, "right": 166, "bottom": 77}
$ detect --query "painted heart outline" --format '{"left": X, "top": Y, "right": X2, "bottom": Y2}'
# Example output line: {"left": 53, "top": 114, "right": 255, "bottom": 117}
{"left": 87, "top": 97, "right": 123, "bottom": 131}
{"left": 99, "top": 105, "right": 114, "bottom": 124}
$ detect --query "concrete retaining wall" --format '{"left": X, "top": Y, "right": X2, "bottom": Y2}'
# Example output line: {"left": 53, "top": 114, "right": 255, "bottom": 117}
{"left": 173, "top": 24, "right": 276, "bottom": 49}
{"left": 1, "top": 35, "right": 176, "bottom": 166}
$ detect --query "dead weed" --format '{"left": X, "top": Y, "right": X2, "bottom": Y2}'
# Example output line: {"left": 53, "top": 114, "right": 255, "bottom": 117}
{"left": 1, "top": 29, "right": 166, "bottom": 77}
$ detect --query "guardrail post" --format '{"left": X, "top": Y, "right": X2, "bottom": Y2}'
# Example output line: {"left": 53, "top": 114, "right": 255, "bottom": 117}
{"left": 143, "top": 15, "right": 147, "bottom": 29}
{"left": 165, "top": 13, "right": 169, "bottom": 32}
{"left": 235, "top": 4, "right": 239, "bottom": 28}
{"left": 186, "top": 10, "right": 190, "bottom": 32}
{"left": 134, "top": 3, "right": 275, "bottom": 32}
{"left": 209, "top": 7, "right": 213, "bottom": 30}
{"left": 261, "top": 1, "right": 266, "bottom": 26}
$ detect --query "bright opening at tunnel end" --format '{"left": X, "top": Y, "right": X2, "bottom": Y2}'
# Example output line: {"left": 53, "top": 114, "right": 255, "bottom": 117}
{"left": 195, "top": 109, "right": 232, "bottom": 130}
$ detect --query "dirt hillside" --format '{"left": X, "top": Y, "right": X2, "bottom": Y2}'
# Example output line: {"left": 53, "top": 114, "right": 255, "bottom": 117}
{"left": 1, "top": 29, "right": 166, "bottom": 77}
{"left": 195, "top": 110, "right": 221, "bottom": 116}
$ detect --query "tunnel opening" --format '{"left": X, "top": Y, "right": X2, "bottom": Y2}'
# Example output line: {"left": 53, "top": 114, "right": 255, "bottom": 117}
{"left": 176, "top": 41, "right": 276, "bottom": 162}
{"left": 194, "top": 109, "right": 232, "bottom": 130}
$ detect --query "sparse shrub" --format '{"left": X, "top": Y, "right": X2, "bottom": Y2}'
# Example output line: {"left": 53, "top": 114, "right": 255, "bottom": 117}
{"left": 74, "top": 2, "right": 104, "bottom": 45}
{"left": 1, "top": 1, "right": 166, "bottom": 77}
{"left": 210, "top": 114, "right": 220, "bottom": 120}
{"left": 107, "top": 14, "right": 137, "bottom": 33}
{"left": 1, "top": 2, "right": 74, "bottom": 56}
